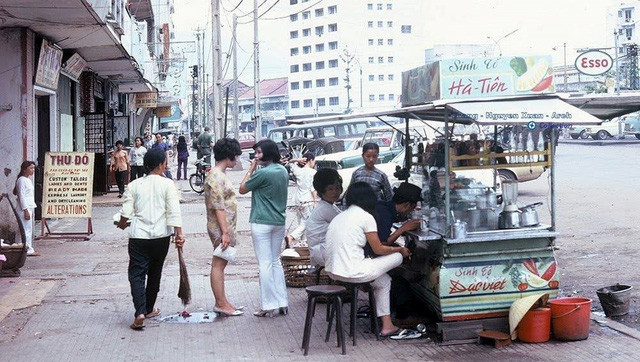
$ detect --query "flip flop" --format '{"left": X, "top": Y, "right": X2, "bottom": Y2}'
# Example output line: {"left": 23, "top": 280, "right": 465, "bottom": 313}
{"left": 379, "top": 328, "right": 404, "bottom": 338}
{"left": 390, "top": 329, "right": 422, "bottom": 340}
{"left": 145, "top": 308, "right": 161, "bottom": 318}
{"left": 130, "top": 315, "right": 145, "bottom": 330}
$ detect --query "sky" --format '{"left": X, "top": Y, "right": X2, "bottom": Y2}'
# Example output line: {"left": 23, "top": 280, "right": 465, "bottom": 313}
{"left": 171, "top": 0, "right": 625, "bottom": 85}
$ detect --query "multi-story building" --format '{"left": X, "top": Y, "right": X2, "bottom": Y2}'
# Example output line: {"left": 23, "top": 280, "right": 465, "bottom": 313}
{"left": 238, "top": 78, "right": 289, "bottom": 136}
{"left": 287, "top": 0, "right": 425, "bottom": 118}
{"left": 607, "top": 2, "right": 640, "bottom": 90}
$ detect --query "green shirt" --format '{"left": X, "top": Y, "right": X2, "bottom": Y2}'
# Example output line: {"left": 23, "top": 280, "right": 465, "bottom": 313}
{"left": 244, "top": 163, "right": 288, "bottom": 225}
{"left": 197, "top": 132, "right": 213, "bottom": 155}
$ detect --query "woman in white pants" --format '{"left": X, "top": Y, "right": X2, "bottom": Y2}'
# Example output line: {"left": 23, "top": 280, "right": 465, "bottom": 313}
{"left": 325, "top": 182, "right": 411, "bottom": 337}
{"left": 14, "top": 161, "right": 37, "bottom": 255}
{"left": 240, "top": 140, "right": 290, "bottom": 317}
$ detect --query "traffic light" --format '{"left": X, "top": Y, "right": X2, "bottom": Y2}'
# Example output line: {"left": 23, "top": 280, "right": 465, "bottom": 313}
{"left": 190, "top": 65, "right": 198, "bottom": 78}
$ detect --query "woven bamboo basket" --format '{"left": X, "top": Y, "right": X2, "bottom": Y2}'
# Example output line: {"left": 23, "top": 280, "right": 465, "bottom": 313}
{"left": 281, "top": 247, "right": 311, "bottom": 288}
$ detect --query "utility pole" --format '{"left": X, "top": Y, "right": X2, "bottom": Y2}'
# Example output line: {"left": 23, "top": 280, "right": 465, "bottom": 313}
{"left": 615, "top": 29, "right": 621, "bottom": 94}
{"left": 195, "top": 29, "right": 202, "bottom": 130}
{"left": 212, "top": 0, "right": 223, "bottom": 140}
{"left": 200, "top": 31, "right": 206, "bottom": 131}
{"left": 233, "top": 14, "right": 240, "bottom": 138}
{"left": 253, "top": 0, "right": 262, "bottom": 139}
{"left": 563, "top": 42, "right": 567, "bottom": 91}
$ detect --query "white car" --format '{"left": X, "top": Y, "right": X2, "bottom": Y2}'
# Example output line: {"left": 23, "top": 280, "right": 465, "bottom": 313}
{"left": 584, "top": 118, "right": 625, "bottom": 140}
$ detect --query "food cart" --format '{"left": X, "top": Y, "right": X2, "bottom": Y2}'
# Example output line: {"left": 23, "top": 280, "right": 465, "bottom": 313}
{"left": 389, "top": 56, "right": 603, "bottom": 325}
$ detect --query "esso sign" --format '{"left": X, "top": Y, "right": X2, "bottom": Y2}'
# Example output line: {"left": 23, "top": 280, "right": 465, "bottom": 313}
{"left": 575, "top": 50, "right": 613, "bottom": 76}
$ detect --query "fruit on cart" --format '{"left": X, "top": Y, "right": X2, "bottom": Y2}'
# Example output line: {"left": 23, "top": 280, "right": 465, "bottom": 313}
{"left": 527, "top": 273, "right": 549, "bottom": 288}
{"left": 540, "top": 261, "right": 557, "bottom": 281}
{"left": 518, "top": 282, "right": 529, "bottom": 291}
{"left": 522, "top": 259, "right": 539, "bottom": 276}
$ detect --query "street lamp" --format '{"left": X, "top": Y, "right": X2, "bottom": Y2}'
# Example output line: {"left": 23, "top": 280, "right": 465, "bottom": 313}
{"left": 487, "top": 29, "right": 519, "bottom": 56}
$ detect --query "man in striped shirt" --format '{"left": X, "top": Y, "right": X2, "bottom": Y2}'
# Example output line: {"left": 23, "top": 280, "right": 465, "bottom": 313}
{"left": 348, "top": 143, "right": 393, "bottom": 202}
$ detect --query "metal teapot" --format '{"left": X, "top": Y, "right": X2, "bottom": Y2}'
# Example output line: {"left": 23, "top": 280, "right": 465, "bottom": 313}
{"left": 519, "top": 202, "right": 543, "bottom": 227}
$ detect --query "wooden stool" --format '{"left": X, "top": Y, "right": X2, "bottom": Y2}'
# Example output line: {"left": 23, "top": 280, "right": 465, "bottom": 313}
{"left": 302, "top": 285, "right": 347, "bottom": 356}
{"left": 340, "top": 281, "right": 380, "bottom": 346}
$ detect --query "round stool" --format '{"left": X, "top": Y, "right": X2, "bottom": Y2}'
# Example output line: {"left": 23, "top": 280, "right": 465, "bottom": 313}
{"left": 302, "top": 285, "right": 347, "bottom": 356}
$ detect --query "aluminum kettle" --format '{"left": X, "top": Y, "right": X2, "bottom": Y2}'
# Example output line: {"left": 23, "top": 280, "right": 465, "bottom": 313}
{"left": 519, "top": 202, "right": 543, "bottom": 227}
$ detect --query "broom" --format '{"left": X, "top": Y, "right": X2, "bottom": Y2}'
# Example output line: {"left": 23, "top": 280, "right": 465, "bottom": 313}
{"left": 177, "top": 246, "right": 191, "bottom": 306}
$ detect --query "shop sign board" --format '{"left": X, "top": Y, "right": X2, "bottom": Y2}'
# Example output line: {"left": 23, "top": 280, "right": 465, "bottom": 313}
{"left": 402, "top": 55, "right": 554, "bottom": 106}
{"left": 156, "top": 106, "right": 172, "bottom": 117}
{"left": 575, "top": 50, "right": 613, "bottom": 76}
{"left": 42, "top": 152, "right": 94, "bottom": 218}
{"left": 437, "top": 253, "right": 559, "bottom": 321}
{"left": 35, "top": 39, "right": 63, "bottom": 90}
{"left": 61, "top": 53, "right": 88, "bottom": 82}
{"left": 135, "top": 92, "right": 158, "bottom": 108}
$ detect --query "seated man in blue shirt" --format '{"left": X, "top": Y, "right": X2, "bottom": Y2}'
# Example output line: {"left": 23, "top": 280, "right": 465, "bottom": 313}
{"left": 372, "top": 182, "right": 423, "bottom": 324}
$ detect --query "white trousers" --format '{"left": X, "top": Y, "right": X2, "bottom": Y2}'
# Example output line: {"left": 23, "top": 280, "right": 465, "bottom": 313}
{"left": 289, "top": 203, "right": 312, "bottom": 242}
{"left": 19, "top": 208, "right": 34, "bottom": 249}
{"left": 330, "top": 253, "right": 403, "bottom": 317}
{"left": 251, "top": 223, "right": 289, "bottom": 310}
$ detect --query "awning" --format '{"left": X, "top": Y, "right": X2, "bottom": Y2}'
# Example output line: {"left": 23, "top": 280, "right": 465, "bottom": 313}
{"left": 561, "top": 92, "right": 640, "bottom": 120}
{"left": 0, "top": 0, "right": 154, "bottom": 93}
{"left": 445, "top": 98, "right": 602, "bottom": 126}
{"left": 288, "top": 95, "right": 603, "bottom": 126}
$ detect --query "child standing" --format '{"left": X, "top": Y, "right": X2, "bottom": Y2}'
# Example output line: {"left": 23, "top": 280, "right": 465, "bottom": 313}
{"left": 285, "top": 152, "right": 317, "bottom": 247}
{"left": 349, "top": 142, "right": 393, "bottom": 202}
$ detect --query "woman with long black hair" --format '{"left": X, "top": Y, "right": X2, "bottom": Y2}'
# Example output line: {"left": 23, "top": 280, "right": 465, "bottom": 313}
{"left": 14, "top": 161, "right": 37, "bottom": 255}
{"left": 176, "top": 135, "right": 189, "bottom": 180}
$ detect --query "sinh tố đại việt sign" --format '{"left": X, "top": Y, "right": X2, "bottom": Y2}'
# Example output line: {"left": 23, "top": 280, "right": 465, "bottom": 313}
{"left": 42, "top": 152, "right": 94, "bottom": 218}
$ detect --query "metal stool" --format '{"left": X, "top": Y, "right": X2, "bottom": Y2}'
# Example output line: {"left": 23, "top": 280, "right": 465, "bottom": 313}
{"left": 341, "top": 281, "right": 380, "bottom": 346}
{"left": 302, "top": 285, "right": 347, "bottom": 356}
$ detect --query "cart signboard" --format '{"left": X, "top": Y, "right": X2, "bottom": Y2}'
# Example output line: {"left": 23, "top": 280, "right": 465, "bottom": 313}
{"left": 42, "top": 152, "right": 94, "bottom": 218}
{"left": 437, "top": 250, "right": 559, "bottom": 321}
{"left": 402, "top": 55, "right": 554, "bottom": 106}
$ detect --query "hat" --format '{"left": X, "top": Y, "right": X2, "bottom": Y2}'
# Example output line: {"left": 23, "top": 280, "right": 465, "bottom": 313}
{"left": 393, "top": 183, "right": 423, "bottom": 203}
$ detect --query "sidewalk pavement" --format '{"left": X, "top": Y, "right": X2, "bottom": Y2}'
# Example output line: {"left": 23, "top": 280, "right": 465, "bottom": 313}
{"left": 1, "top": 166, "right": 640, "bottom": 361}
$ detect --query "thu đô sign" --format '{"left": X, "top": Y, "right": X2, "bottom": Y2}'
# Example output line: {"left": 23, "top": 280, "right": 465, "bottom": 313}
{"left": 43, "top": 152, "right": 94, "bottom": 218}
{"left": 401, "top": 55, "right": 554, "bottom": 106}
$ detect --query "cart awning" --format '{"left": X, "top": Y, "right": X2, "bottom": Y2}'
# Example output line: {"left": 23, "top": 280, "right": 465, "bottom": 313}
{"left": 445, "top": 98, "right": 602, "bottom": 126}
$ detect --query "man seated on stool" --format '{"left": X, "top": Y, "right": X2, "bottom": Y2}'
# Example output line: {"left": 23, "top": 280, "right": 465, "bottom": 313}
{"left": 373, "top": 182, "right": 423, "bottom": 325}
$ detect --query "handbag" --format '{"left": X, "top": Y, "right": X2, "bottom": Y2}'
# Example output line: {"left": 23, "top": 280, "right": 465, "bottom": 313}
{"left": 213, "top": 244, "right": 237, "bottom": 262}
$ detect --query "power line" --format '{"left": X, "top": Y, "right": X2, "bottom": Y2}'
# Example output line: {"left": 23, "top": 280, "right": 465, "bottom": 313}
{"left": 260, "top": 0, "right": 324, "bottom": 21}
{"left": 221, "top": 0, "right": 244, "bottom": 13}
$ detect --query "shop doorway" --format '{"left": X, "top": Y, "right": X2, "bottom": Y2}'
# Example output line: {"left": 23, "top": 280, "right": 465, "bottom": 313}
{"left": 35, "top": 95, "right": 51, "bottom": 220}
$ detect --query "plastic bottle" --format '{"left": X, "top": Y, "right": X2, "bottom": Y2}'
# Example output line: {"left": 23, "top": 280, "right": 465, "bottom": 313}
{"left": 536, "top": 131, "right": 545, "bottom": 162}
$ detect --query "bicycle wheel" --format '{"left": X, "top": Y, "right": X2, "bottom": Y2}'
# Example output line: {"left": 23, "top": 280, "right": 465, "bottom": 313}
{"left": 189, "top": 173, "right": 205, "bottom": 193}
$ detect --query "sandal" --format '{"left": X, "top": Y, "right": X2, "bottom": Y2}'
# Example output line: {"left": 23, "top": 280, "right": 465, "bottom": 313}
{"left": 390, "top": 329, "right": 422, "bottom": 340}
{"left": 130, "top": 315, "right": 145, "bottom": 330}
{"left": 379, "top": 328, "right": 403, "bottom": 338}
{"left": 213, "top": 307, "right": 244, "bottom": 317}
{"left": 253, "top": 309, "right": 276, "bottom": 318}
{"left": 145, "top": 308, "right": 161, "bottom": 318}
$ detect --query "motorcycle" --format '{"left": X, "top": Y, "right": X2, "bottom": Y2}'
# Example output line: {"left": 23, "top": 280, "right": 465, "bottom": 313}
{"left": 189, "top": 157, "right": 211, "bottom": 194}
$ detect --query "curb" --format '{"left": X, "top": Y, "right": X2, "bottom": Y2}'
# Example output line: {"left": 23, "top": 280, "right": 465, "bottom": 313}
{"left": 592, "top": 314, "right": 640, "bottom": 341}
{"left": 559, "top": 139, "right": 640, "bottom": 146}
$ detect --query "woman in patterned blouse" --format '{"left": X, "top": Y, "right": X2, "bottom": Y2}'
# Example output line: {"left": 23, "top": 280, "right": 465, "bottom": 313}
{"left": 204, "top": 138, "right": 244, "bottom": 316}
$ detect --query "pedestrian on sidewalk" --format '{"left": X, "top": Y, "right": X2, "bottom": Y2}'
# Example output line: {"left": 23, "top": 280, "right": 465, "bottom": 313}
{"left": 13, "top": 161, "right": 37, "bottom": 255}
{"left": 204, "top": 138, "right": 244, "bottom": 316}
{"left": 117, "top": 149, "right": 185, "bottom": 330}
{"left": 110, "top": 140, "right": 129, "bottom": 197}
{"left": 239, "top": 139, "right": 290, "bottom": 317}
{"left": 284, "top": 152, "right": 317, "bottom": 248}
{"left": 176, "top": 135, "right": 189, "bottom": 180}
{"left": 129, "top": 137, "right": 147, "bottom": 181}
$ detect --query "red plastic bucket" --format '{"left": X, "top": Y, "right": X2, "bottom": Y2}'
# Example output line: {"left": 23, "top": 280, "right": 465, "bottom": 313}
{"left": 518, "top": 307, "right": 551, "bottom": 343}
{"left": 550, "top": 297, "right": 592, "bottom": 341}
